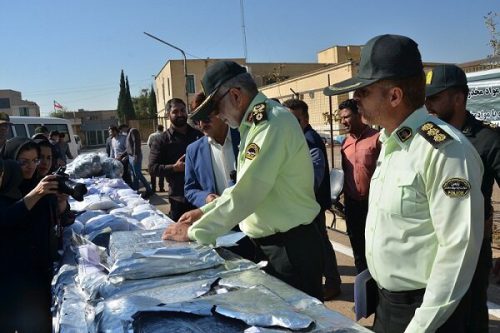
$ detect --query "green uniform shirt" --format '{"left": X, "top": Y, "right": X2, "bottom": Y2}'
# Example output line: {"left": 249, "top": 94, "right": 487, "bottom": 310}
{"left": 366, "top": 108, "right": 484, "bottom": 333}
{"left": 188, "top": 92, "right": 320, "bottom": 245}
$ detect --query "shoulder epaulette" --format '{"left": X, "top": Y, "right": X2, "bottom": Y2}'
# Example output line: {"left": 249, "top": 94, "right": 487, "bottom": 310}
{"left": 418, "top": 121, "right": 453, "bottom": 149}
{"left": 246, "top": 102, "right": 267, "bottom": 125}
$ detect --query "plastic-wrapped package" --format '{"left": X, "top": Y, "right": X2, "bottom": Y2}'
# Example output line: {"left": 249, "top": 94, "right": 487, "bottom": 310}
{"left": 138, "top": 215, "right": 174, "bottom": 230}
{"left": 75, "top": 210, "right": 106, "bottom": 224}
{"left": 66, "top": 152, "right": 124, "bottom": 179}
{"left": 71, "top": 194, "right": 120, "bottom": 211}
{"left": 107, "top": 229, "right": 225, "bottom": 280}
{"left": 101, "top": 157, "right": 124, "bottom": 179}
{"left": 84, "top": 214, "right": 139, "bottom": 235}
{"left": 109, "top": 207, "right": 133, "bottom": 217}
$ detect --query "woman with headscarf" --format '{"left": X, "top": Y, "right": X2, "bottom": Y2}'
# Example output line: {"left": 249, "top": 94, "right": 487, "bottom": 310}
{"left": 1, "top": 137, "right": 66, "bottom": 332}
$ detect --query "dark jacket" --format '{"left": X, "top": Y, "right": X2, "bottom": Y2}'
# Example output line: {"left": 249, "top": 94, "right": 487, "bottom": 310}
{"left": 149, "top": 125, "right": 203, "bottom": 201}
{"left": 304, "top": 124, "right": 332, "bottom": 210}
{"left": 462, "top": 111, "right": 500, "bottom": 222}
{"left": 126, "top": 128, "right": 142, "bottom": 158}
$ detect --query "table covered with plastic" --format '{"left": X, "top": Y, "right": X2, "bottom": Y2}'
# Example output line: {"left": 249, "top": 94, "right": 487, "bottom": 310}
{"left": 53, "top": 176, "right": 371, "bottom": 332}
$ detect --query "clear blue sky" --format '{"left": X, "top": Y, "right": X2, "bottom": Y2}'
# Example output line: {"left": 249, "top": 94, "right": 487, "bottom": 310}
{"left": 1, "top": 0, "right": 497, "bottom": 116}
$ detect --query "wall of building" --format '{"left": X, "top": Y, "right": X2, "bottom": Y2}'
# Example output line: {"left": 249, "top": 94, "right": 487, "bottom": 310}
{"left": 259, "top": 62, "right": 357, "bottom": 133}
{"left": 0, "top": 89, "right": 40, "bottom": 117}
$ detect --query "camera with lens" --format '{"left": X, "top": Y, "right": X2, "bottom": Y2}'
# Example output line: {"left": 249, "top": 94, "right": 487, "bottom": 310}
{"left": 52, "top": 166, "right": 88, "bottom": 201}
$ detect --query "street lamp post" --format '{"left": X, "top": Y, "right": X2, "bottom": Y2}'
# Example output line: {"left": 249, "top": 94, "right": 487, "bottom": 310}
{"left": 144, "top": 32, "right": 190, "bottom": 111}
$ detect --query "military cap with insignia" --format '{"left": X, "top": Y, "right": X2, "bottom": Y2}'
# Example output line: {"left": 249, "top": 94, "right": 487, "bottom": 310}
{"left": 425, "top": 64, "right": 467, "bottom": 98}
{"left": 190, "top": 61, "right": 247, "bottom": 122}
{"left": 323, "top": 34, "right": 423, "bottom": 96}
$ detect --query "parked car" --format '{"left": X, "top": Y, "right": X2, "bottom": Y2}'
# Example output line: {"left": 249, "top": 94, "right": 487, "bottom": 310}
{"left": 8, "top": 116, "right": 79, "bottom": 159}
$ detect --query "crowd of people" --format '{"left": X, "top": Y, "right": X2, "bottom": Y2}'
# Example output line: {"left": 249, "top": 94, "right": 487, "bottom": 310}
{"left": 0, "top": 33, "right": 499, "bottom": 333}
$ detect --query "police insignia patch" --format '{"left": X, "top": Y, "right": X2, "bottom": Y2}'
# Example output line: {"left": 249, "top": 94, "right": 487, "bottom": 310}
{"left": 245, "top": 143, "right": 260, "bottom": 160}
{"left": 251, "top": 103, "right": 267, "bottom": 124}
{"left": 396, "top": 127, "right": 412, "bottom": 142}
{"left": 442, "top": 178, "right": 471, "bottom": 198}
{"left": 418, "top": 122, "right": 453, "bottom": 149}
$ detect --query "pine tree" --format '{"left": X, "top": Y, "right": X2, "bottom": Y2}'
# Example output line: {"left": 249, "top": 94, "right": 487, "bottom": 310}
{"left": 148, "top": 85, "right": 157, "bottom": 118}
{"left": 125, "top": 76, "right": 136, "bottom": 121}
{"left": 117, "top": 70, "right": 127, "bottom": 123}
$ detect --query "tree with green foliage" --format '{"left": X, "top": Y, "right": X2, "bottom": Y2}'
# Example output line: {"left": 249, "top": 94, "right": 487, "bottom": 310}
{"left": 148, "top": 85, "right": 157, "bottom": 118}
{"left": 124, "top": 76, "right": 136, "bottom": 121}
{"left": 132, "top": 89, "right": 150, "bottom": 119}
{"left": 117, "top": 70, "right": 127, "bottom": 123}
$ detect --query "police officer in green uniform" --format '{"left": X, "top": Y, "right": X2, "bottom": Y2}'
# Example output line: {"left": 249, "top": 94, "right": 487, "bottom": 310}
{"left": 425, "top": 64, "right": 500, "bottom": 333}
{"left": 324, "top": 35, "right": 484, "bottom": 332}
{"left": 162, "top": 61, "right": 325, "bottom": 300}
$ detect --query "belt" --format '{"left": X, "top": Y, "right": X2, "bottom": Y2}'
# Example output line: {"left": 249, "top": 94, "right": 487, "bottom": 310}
{"left": 251, "top": 223, "right": 314, "bottom": 247}
{"left": 379, "top": 287, "right": 425, "bottom": 305}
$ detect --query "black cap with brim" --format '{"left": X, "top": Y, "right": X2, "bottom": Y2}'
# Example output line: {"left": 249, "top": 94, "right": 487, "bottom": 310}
{"left": 323, "top": 77, "right": 378, "bottom": 96}
{"left": 425, "top": 64, "right": 468, "bottom": 98}
{"left": 189, "top": 88, "right": 218, "bottom": 122}
{"left": 324, "top": 34, "right": 423, "bottom": 97}
{"left": 189, "top": 61, "right": 247, "bottom": 122}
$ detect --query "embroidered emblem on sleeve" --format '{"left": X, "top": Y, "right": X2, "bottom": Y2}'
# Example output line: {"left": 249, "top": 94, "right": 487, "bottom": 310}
{"left": 442, "top": 178, "right": 471, "bottom": 198}
{"left": 396, "top": 127, "right": 412, "bottom": 142}
{"left": 418, "top": 122, "right": 453, "bottom": 149}
{"left": 245, "top": 143, "right": 260, "bottom": 160}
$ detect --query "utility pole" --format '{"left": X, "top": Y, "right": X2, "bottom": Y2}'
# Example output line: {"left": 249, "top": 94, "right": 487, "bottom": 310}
{"left": 144, "top": 32, "right": 190, "bottom": 111}
{"left": 240, "top": 0, "right": 248, "bottom": 60}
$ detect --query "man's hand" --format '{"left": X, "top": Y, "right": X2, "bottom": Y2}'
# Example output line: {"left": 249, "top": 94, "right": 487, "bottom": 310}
{"left": 205, "top": 193, "right": 219, "bottom": 204}
{"left": 177, "top": 208, "right": 203, "bottom": 225}
{"left": 162, "top": 223, "right": 191, "bottom": 242}
{"left": 173, "top": 154, "right": 186, "bottom": 172}
{"left": 162, "top": 209, "right": 203, "bottom": 241}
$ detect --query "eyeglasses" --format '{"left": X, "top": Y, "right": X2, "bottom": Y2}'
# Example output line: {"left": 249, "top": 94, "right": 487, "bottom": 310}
{"left": 17, "top": 158, "right": 40, "bottom": 167}
{"left": 211, "top": 88, "right": 236, "bottom": 116}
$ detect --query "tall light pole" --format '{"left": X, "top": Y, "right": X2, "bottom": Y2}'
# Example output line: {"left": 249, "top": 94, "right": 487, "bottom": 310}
{"left": 144, "top": 32, "right": 190, "bottom": 111}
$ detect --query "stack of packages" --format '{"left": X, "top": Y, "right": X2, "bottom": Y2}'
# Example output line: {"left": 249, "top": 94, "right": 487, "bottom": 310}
{"left": 52, "top": 178, "right": 370, "bottom": 333}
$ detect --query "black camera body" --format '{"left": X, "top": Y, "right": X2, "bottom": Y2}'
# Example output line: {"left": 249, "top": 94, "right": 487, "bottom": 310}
{"left": 53, "top": 167, "right": 88, "bottom": 201}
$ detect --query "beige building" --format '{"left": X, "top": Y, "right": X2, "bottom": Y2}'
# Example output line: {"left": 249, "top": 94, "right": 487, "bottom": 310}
{"left": 0, "top": 89, "right": 40, "bottom": 117}
{"left": 154, "top": 58, "right": 326, "bottom": 126}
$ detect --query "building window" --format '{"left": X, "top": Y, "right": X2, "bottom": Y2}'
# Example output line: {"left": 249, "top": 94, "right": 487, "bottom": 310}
{"left": 186, "top": 74, "right": 195, "bottom": 94}
{"left": 167, "top": 78, "right": 171, "bottom": 97}
{"left": 0, "top": 98, "right": 10, "bottom": 109}
{"left": 19, "top": 107, "right": 29, "bottom": 116}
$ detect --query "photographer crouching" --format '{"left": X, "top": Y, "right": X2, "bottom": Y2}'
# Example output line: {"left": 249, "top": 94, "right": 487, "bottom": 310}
{"left": 1, "top": 137, "right": 85, "bottom": 332}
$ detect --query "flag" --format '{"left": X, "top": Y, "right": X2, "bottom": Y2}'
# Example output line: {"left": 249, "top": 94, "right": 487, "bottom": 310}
{"left": 54, "top": 100, "right": 63, "bottom": 111}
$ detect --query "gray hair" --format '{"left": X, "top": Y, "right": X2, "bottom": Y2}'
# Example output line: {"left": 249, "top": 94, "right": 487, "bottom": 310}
{"left": 219, "top": 72, "right": 258, "bottom": 97}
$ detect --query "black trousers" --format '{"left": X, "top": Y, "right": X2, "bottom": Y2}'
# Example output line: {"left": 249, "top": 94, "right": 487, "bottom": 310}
{"left": 252, "top": 221, "right": 324, "bottom": 300}
{"left": 314, "top": 209, "right": 341, "bottom": 286}
{"left": 150, "top": 173, "right": 165, "bottom": 191}
{"left": 168, "top": 199, "right": 196, "bottom": 221}
{"left": 344, "top": 196, "right": 368, "bottom": 273}
{"left": 373, "top": 287, "right": 471, "bottom": 333}
{"left": 464, "top": 238, "right": 491, "bottom": 333}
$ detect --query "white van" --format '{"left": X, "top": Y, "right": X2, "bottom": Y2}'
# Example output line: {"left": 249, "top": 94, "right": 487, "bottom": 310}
{"left": 7, "top": 116, "right": 79, "bottom": 159}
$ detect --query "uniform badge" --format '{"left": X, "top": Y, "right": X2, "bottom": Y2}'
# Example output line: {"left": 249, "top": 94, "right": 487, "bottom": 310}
{"left": 418, "top": 122, "right": 453, "bottom": 149}
{"left": 245, "top": 143, "right": 260, "bottom": 160}
{"left": 442, "top": 178, "right": 471, "bottom": 198}
{"left": 251, "top": 103, "right": 267, "bottom": 124}
{"left": 396, "top": 127, "right": 412, "bottom": 142}
{"left": 426, "top": 71, "right": 433, "bottom": 85}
